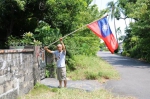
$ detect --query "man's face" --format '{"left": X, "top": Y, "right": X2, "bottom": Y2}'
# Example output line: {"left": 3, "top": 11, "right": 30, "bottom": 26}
{"left": 57, "top": 44, "right": 62, "bottom": 52}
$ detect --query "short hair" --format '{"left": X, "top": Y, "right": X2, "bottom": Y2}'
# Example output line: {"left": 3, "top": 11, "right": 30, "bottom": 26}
{"left": 57, "top": 44, "right": 62, "bottom": 47}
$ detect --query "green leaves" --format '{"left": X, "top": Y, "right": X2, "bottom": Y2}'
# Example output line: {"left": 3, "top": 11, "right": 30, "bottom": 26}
{"left": 34, "top": 21, "right": 61, "bottom": 46}
{"left": 64, "top": 36, "right": 99, "bottom": 56}
{"left": 14, "top": 0, "right": 26, "bottom": 11}
{"left": 121, "top": 0, "right": 150, "bottom": 61}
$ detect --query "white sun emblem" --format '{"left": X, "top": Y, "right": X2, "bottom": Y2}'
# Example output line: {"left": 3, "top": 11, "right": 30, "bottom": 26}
{"left": 102, "top": 24, "right": 108, "bottom": 32}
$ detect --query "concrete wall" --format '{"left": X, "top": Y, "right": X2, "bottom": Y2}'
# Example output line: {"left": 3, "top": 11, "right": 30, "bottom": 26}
{"left": 0, "top": 47, "right": 45, "bottom": 99}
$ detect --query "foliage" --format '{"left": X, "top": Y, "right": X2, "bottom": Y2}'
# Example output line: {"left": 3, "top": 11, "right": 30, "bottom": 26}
{"left": 45, "top": 0, "right": 94, "bottom": 35}
{"left": 45, "top": 63, "right": 56, "bottom": 78}
{"left": 22, "top": 32, "right": 35, "bottom": 45}
{"left": 6, "top": 35, "right": 20, "bottom": 46}
{"left": 119, "top": 0, "right": 150, "bottom": 61}
{"left": 67, "top": 55, "right": 119, "bottom": 82}
{"left": 34, "top": 21, "right": 61, "bottom": 46}
{"left": 64, "top": 36, "right": 100, "bottom": 71}
{"left": 64, "top": 36, "right": 100, "bottom": 56}
{"left": 6, "top": 32, "right": 42, "bottom": 47}
{"left": 0, "top": 0, "right": 97, "bottom": 40}
{"left": 85, "top": 71, "right": 98, "bottom": 80}
{"left": 107, "top": 1, "right": 118, "bottom": 41}
{"left": 0, "top": 0, "right": 43, "bottom": 41}
{"left": 45, "top": 70, "right": 50, "bottom": 78}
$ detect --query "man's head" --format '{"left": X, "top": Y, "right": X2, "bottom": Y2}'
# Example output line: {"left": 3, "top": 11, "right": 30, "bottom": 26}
{"left": 57, "top": 44, "right": 62, "bottom": 52}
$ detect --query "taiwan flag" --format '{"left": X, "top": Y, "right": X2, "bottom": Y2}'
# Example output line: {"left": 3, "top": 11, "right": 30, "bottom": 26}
{"left": 87, "top": 17, "right": 118, "bottom": 54}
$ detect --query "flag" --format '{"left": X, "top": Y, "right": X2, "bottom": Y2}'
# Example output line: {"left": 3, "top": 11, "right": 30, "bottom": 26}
{"left": 87, "top": 17, "right": 118, "bottom": 54}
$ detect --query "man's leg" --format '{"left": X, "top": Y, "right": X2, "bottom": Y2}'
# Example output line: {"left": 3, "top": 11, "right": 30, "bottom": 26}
{"left": 57, "top": 68, "right": 62, "bottom": 88}
{"left": 59, "top": 80, "right": 62, "bottom": 87}
{"left": 64, "top": 80, "right": 67, "bottom": 87}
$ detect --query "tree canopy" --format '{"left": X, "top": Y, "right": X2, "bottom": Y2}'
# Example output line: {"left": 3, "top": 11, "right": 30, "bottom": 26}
{"left": 0, "top": 0, "right": 105, "bottom": 44}
{"left": 117, "top": 0, "right": 150, "bottom": 61}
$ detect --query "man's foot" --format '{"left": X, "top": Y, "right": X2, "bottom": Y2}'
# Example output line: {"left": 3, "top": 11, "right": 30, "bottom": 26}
{"left": 64, "top": 85, "right": 67, "bottom": 88}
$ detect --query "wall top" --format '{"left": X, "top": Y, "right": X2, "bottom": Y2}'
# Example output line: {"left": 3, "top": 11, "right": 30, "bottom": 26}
{"left": 0, "top": 49, "right": 34, "bottom": 54}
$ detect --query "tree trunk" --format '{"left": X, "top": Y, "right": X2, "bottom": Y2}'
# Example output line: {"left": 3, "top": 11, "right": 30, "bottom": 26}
{"left": 124, "top": 19, "right": 127, "bottom": 29}
{"left": 114, "top": 18, "right": 118, "bottom": 42}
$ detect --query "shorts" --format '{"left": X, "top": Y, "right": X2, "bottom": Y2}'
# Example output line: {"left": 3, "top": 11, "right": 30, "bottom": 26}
{"left": 56, "top": 67, "right": 66, "bottom": 81}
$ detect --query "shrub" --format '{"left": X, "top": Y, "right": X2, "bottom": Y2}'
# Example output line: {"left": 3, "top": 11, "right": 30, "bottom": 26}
{"left": 85, "top": 71, "right": 98, "bottom": 80}
{"left": 64, "top": 36, "right": 99, "bottom": 56}
{"left": 129, "top": 45, "right": 140, "bottom": 58}
{"left": 64, "top": 36, "right": 100, "bottom": 71}
{"left": 45, "top": 63, "right": 56, "bottom": 78}
{"left": 98, "top": 71, "right": 112, "bottom": 79}
{"left": 67, "top": 55, "right": 119, "bottom": 81}
{"left": 126, "top": 53, "right": 130, "bottom": 57}
{"left": 45, "top": 70, "right": 50, "bottom": 78}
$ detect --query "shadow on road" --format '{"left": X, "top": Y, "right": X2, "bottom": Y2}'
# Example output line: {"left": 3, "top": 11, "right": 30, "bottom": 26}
{"left": 98, "top": 51, "right": 150, "bottom": 99}
{"left": 97, "top": 51, "right": 150, "bottom": 69}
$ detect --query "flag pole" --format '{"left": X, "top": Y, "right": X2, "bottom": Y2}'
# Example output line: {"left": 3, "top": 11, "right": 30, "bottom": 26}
{"left": 87, "top": 14, "right": 108, "bottom": 25}
{"left": 47, "top": 14, "right": 108, "bottom": 47}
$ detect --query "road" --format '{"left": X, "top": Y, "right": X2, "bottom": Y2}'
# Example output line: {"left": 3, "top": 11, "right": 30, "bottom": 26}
{"left": 97, "top": 51, "right": 150, "bottom": 99}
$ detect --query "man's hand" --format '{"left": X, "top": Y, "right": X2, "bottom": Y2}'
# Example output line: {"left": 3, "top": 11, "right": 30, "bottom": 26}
{"left": 44, "top": 46, "right": 48, "bottom": 50}
{"left": 60, "top": 38, "right": 63, "bottom": 42}
{"left": 60, "top": 38, "right": 65, "bottom": 51}
{"left": 44, "top": 46, "right": 53, "bottom": 53}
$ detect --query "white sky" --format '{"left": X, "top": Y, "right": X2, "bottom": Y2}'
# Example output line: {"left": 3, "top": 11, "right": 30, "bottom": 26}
{"left": 91, "top": 0, "right": 130, "bottom": 38}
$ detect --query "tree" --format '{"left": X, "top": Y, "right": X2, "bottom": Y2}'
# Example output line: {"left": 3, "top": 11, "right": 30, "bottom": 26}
{"left": 0, "top": 0, "right": 46, "bottom": 43}
{"left": 122, "top": 0, "right": 150, "bottom": 61}
{"left": 107, "top": 1, "right": 118, "bottom": 42}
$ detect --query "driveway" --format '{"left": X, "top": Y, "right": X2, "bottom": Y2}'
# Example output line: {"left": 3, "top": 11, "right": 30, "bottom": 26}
{"left": 97, "top": 51, "right": 150, "bottom": 99}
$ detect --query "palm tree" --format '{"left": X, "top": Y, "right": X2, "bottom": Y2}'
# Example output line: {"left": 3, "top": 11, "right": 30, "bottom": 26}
{"left": 115, "top": 5, "right": 128, "bottom": 29}
{"left": 107, "top": 1, "right": 118, "bottom": 42}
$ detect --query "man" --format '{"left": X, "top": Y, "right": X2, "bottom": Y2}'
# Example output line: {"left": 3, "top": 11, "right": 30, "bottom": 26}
{"left": 44, "top": 38, "right": 67, "bottom": 88}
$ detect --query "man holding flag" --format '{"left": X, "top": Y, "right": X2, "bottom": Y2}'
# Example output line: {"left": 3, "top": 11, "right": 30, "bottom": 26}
{"left": 45, "top": 16, "right": 118, "bottom": 54}
{"left": 43, "top": 16, "right": 118, "bottom": 88}
{"left": 44, "top": 38, "right": 67, "bottom": 88}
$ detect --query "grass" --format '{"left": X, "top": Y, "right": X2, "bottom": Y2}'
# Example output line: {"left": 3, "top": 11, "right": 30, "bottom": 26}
{"left": 18, "top": 56, "right": 135, "bottom": 99}
{"left": 18, "top": 83, "right": 136, "bottom": 99}
{"left": 67, "top": 55, "right": 119, "bottom": 82}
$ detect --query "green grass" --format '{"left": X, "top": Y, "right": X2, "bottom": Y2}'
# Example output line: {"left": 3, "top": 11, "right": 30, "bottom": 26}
{"left": 67, "top": 55, "right": 119, "bottom": 82}
{"left": 19, "top": 56, "right": 134, "bottom": 99}
{"left": 19, "top": 83, "right": 136, "bottom": 99}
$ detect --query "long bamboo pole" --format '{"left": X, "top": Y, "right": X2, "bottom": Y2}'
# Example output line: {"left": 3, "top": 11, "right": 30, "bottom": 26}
{"left": 47, "top": 14, "right": 108, "bottom": 47}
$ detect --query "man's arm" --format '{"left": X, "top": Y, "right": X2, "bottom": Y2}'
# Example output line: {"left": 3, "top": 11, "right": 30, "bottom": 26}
{"left": 60, "top": 38, "right": 66, "bottom": 51}
{"left": 44, "top": 46, "right": 53, "bottom": 53}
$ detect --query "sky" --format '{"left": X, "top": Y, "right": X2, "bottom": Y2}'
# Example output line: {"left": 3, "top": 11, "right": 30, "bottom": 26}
{"left": 91, "top": 0, "right": 130, "bottom": 39}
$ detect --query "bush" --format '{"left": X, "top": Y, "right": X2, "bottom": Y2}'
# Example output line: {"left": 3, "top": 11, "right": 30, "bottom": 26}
{"left": 64, "top": 36, "right": 100, "bottom": 71}
{"left": 64, "top": 36, "right": 99, "bottom": 56}
{"left": 122, "top": 51, "right": 130, "bottom": 57}
{"left": 67, "top": 55, "right": 119, "bottom": 81}
{"left": 129, "top": 45, "right": 140, "bottom": 58}
{"left": 98, "top": 71, "right": 112, "bottom": 79}
{"left": 45, "top": 63, "right": 56, "bottom": 78}
{"left": 85, "top": 71, "right": 98, "bottom": 80}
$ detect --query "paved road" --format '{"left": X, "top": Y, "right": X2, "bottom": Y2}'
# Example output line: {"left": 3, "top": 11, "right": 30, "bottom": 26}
{"left": 41, "top": 78, "right": 103, "bottom": 91}
{"left": 97, "top": 51, "right": 150, "bottom": 99}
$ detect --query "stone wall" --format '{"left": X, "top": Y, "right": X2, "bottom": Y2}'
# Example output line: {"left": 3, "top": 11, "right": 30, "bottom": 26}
{"left": 0, "top": 47, "right": 45, "bottom": 99}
